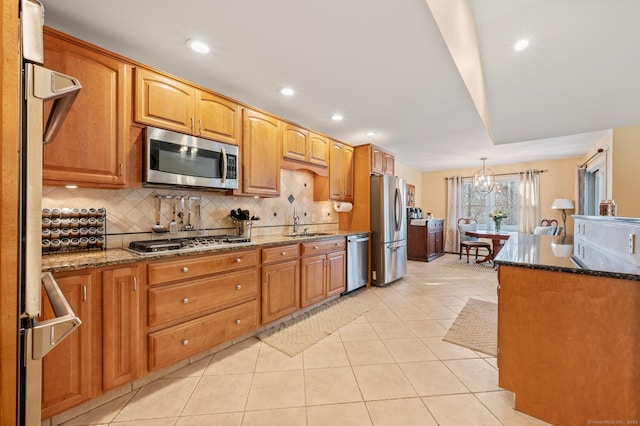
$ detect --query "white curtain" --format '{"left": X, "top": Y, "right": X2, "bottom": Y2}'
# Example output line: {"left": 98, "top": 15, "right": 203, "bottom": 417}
{"left": 445, "top": 176, "right": 464, "bottom": 252}
{"left": 518, "top": 170, "right": 540, "bottom": 233}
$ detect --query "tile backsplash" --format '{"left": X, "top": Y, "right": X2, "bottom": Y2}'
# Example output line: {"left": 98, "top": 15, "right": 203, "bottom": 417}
{"left": 43, "top": 170, "right": 338, "bottom": 249}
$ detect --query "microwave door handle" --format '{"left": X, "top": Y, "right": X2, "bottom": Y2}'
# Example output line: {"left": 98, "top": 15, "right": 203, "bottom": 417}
{"left": 221, "top": 147, "right": 227, "bottom": 184}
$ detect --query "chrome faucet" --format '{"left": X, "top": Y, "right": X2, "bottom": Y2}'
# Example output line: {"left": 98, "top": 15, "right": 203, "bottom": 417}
{"left": 292, "top": 205, "right": 300, "bottom": 234}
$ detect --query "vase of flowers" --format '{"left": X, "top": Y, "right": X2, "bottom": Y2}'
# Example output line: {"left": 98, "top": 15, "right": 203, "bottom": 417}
{"left": 490, "top": 211, "right": 508, "bottom": 233}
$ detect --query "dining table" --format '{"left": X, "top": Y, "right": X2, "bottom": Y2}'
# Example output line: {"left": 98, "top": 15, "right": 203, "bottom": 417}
{"left": 464, "top": 230, "right": 511, "bottom": 263}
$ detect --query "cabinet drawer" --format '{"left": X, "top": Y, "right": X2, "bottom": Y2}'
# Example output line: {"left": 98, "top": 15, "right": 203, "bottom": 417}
{"left": 148, "top": 269, "right": 258, "bottom": 327}
{"left": 428, "top": 221, "right": 443, "bottom": 231}
{"left": 148, "top": 249, "right": 259, "bottom": 286}
{"left": 148, "top": 300, "right": 258, "bottom": 371}
{"left": 262, "top": 244, "right": 299, "bottom": 264}
{"left": 301, "top": 238, "right": 346, "bottom": 256}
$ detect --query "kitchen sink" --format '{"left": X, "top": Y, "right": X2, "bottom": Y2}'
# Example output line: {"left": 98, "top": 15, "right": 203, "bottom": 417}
{"left": 285, "top": 232, "right": 332, "bottom": 238}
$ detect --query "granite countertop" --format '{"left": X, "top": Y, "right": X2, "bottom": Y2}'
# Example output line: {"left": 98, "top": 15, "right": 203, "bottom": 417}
{"left": 494, "top": 233, "right": 640, "bottom": 281}
{"left": 42, "top": 231, "right": 366, "bottom": 273}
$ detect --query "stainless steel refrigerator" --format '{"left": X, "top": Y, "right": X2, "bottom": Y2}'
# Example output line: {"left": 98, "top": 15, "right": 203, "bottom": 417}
{"left": 370, "top": 175, "right": 407, "bottom": 286}
{"left": 18, "top": 1, "right": 83, "bottom": 424}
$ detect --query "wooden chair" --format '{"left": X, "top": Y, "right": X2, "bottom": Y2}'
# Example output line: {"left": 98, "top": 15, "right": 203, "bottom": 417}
{"left": 533, "top": 219, "right": 559, "bottom": 235}
{"left": 457, "top": 218, "right": 492, "bottom": 263}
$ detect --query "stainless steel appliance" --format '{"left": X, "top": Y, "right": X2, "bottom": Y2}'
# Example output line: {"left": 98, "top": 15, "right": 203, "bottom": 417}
{"left": 19, "top": 1, "right": 83, "bottom": 424}
{"left": 345, "top": 233, "right": 369, "bottom": 293}
{"left": 143, "top": 126, "right": 239, "bottom": 190}
{"left": 128, "top": 235, "right": 256, "bottom": 255}
{"left": 370, "top": 175, "right": 407, "bottom": 286}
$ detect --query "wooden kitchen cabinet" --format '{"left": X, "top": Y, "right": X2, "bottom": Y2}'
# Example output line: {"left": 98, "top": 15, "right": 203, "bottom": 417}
{"left": 325, "top": 140, "right": 354, "bottom": 202}
{"left": 300, "top": 238, "right": 346, "bottom": 307}
{"left": 41, "top": 271, "right": 93, "bottom": 420}
{"left": 238, "top": 108, "right": 282, "bottom": 197}
{"left": 134, "top": 67, "right": 240, "bottom": 145}
{"left": 102, "top": 266, "right": 141, "bottom": 390}
{"left": 146, "top": 249, "right": 260, "bottom": 371}
{"left": 282, "top": 123, "right": 329, "bottom": 169}
{"left": 42, "top": 28, "right": 130, "bottom": 188}
{"left": 261, "top": 245, "right": 300, "bottom": 324}
{"left": 407, "top": 220, "right": 444, "bottom": 262}
{"left": 371, "top": 145, "right": 395, "bottom": 175}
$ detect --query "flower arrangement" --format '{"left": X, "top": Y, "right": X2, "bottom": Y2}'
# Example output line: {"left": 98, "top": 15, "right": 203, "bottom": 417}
{"left": 490, "top": 211, "right": 508, "bottom": 232}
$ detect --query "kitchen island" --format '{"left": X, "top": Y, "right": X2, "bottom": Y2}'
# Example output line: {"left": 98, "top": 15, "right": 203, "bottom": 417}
{"left": 494, "top": 233, "right": 640, "bottom": 426}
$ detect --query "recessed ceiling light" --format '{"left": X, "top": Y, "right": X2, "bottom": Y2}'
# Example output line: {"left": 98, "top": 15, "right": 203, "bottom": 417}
{"left": 365, "top": 131, "right": 377, "bottom": 137}
{"left": 280, "top": 87, "right": 295, "bottom": 96}
{"left": 187, "top": 39, "right": 210, "bottom": 54}
{"left": 514, "top": 38, "right": 529, "bottom": 52}
{"left": 331, "top": 114, "right": 343, "bottom": 122}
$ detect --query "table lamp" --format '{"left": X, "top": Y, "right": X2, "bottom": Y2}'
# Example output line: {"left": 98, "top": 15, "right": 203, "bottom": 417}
{"left": 551, "top": 198, "right": 575, "bottom": 238}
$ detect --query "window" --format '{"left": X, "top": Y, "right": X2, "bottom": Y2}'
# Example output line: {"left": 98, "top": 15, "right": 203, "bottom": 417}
{"left": 462, "top": 176, "right": 519, "bottom": 231}
{"left": 583, "top": 159, "right": 606, "bottom": 215}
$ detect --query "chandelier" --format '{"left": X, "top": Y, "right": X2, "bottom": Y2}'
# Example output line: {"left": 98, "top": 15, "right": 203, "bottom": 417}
{"left": 473, "top": 157, "right": 495, "bottom": 195}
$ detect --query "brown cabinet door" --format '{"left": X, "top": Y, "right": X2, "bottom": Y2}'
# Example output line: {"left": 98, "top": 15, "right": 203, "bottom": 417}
{"left": 371, "top": 147, "right": 385, "bottom": 175}
{"left": 102, "top": 266, "right": 140, "bottom": 390}
{"left": 329, "top": 142, "right": 344, "bottom": 200}
{"left": 261, "top": 260, "right": 300, "bottom": 324}
{"left": 342, "top": 145, "right": 354, "bottom": 202}
{"left": 135, "top": 67, "right": 195, "bottom": 134}
{"left": 41, "top": 272, "right": 92, "bottom": 419}
{"left": 241, "top": 108, "right": 281, "bottom": 196}
{"left": 308, "top": 132, "right": 329, "bottom": 167}
{"left": 301, "top": 255, "right": 327, "bottom": 307}
{"left": 282, "top": 123, "right": 309, "bottom": 163}
{"left": 326, "top": 251, "right": 346, "bottom": 297}
{"left": 43, "top": 31, "right": 129, "bottom": 187}
{"left": 195, "top": 90, "right": 240, "bottom": 144}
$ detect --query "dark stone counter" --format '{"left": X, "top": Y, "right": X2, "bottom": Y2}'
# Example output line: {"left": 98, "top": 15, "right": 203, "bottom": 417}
{"left": 494, "top": 233, "right": 640, "bottom": 282}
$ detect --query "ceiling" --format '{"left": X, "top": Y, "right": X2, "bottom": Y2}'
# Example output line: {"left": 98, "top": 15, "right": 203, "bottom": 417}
{"left": 40, "top": 0, "right": 640, "bottom": 172}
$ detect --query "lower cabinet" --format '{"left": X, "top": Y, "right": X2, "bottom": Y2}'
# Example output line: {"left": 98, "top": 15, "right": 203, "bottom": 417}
{"left": 146, "top": 249, "right": 260, "bottom": 372}
{"left": 407, "top": 220, "right": 444, "bottom": 262}
{"left": 261, "top": 244, "right": 300, "bottom": 324}
{"left": 41, "top": 272, "right": 93, "bottom": 420}
{"left": 102, "top": 266, "right": 141, "bottom": 390}
{"left": 300, "top": 238, "right": 346, "bottom": 307}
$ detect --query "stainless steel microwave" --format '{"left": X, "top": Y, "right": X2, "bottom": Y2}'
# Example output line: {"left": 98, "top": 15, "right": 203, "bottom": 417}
{"left": 143, "top": 126, "right": 239, "bottom": 190}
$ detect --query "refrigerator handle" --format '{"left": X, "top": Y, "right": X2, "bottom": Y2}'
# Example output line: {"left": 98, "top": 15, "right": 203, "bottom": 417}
{"left": 31, "top": 272, "right": 82, "bottom": 360}
{"left": 394, "top": 187, "right": 402, "bottom": 232}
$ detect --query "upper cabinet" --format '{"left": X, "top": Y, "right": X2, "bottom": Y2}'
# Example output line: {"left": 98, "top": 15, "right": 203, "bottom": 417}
{"left": 238, "top": 108, "right": 281, "bottom": 197}
{"left": 134, "top": 67, "right": 240, "bottom": 145}
{"left": 42, "top": 28, "right": 131, "bottom": 188}
{"left": 282, "top": 123, "right": 329, "bottom": 168}
{"left": 371, "top": 145, "right": 395, "bottom": 175}
{"left": 329, "top": 141, "right": 354, "bottom": 202}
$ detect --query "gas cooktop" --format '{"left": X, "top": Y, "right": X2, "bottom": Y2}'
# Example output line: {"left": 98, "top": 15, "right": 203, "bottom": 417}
{"left": 128, "top": 235, "right": 256, "bottom": 254}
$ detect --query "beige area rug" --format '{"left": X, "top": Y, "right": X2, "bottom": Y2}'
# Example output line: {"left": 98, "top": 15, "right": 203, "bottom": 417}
{"left": 443, "top": 298, "right": 497, "bottom": 356}
{"left": 258, "top": 294, "right": 373, "bottom": 356}
{"left": 444, "top": 254, "right": 496, "bottom": 272}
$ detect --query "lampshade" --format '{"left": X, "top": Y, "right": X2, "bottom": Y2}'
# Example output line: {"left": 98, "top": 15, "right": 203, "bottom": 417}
{"left": 472, "top": 157, "right": 495, "bottom": 195}
{"left": 551, "top": 198, "right": 575, "bottom": 210}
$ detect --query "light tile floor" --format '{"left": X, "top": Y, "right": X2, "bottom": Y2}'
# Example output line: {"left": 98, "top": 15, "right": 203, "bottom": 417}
{"left": 57, "top": 255, "right": 551, "bottom": 425}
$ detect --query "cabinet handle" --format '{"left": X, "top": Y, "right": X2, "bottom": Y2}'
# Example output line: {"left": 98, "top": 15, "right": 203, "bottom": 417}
{"left": 236, "top": 284, "right": 242, "bottom": 290}
{"left": 83, "top": 285, "right": 87, "bottom": 302}
{"left": 235, "top": 319, "right": 241, "bottom": 325}
{"left": 182, "top": 339, "right": 189, "bottom": 346}
{"left": 281, "top": 251, "right": 286, "bottom": 256}
{"left": 335, "top": 242, "right": 340, "bottom": 246}
{"left": 190, "top": 117, "right": 194, "bottom": 131}
{"left": 265, "top": 272, "right": 269, "bottom": 283}
{"left": 133, "top": 276, "right": 137, "bottom": 291}
{"left": 182, "top": 267, "right": 189, "bottom": 273}
{"left": 314, "top": 245, "right": 319, "bottom": 250}
{"left": 198, "top": 119, "right": 202, "bottom": 134}
{"left": 182, "top": 298, "right": 189, "bottom": 304}
{"left": 235, "top": 258, "right": 241, "bottom": 263}
{"left": 119, "top": 163, "right": 124, "bottom": 176}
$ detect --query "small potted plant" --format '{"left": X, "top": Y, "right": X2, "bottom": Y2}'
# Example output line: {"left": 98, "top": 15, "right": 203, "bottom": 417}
{"left": 490, "top": 211, "right": 508, "bottom": 232}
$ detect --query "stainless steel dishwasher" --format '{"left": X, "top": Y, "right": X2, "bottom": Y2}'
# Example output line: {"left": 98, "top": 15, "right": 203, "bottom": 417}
{"left": 345, "top": 233, "right": 369, "bottom": 293}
